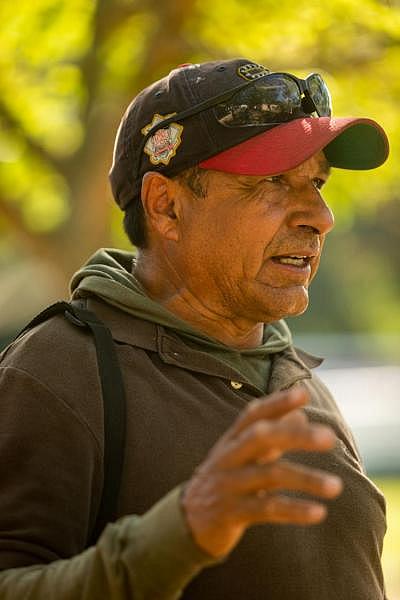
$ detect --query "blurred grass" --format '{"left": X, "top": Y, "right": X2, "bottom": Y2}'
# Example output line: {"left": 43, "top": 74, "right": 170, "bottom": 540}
{"left": 373, "top": 478, "right": 400, "bottom": 600}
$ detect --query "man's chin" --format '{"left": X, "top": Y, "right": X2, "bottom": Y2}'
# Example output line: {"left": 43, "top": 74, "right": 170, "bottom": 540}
{"left": 258, "top": 286, "right": 310, "bottom": 322}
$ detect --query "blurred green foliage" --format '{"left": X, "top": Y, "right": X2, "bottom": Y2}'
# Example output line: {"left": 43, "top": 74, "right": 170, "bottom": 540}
{"left": 0, "top": 0, "right": 400, "bottom": 331}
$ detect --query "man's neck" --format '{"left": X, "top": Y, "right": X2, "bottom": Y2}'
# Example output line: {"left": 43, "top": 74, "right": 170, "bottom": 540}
{"left": 133, "top": 256, "right": 264, "bottom": 349}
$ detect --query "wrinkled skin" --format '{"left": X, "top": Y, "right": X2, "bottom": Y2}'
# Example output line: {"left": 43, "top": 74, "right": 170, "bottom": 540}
{"left": 135, "top": 150, "right": 334, "bottom": 348}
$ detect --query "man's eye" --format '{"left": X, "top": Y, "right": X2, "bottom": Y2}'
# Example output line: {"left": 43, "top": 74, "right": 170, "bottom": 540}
{"left": 264, "top": 175, "right": 283, "bottom": 185}
{"left": 313, "top": 178, "right": 325, "bottom": 190}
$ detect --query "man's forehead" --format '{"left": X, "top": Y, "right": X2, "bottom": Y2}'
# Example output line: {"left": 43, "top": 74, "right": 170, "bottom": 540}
{"left": 292, "top": 150, "right": 331, "bottom": 178}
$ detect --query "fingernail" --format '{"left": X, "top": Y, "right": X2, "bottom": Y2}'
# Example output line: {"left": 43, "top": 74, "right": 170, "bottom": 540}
{"left": 312, "top": 428, "right": 334, "bottom": 443}
{"left": 309, "top": 505, "right": 326, "bottom": 520}
{"left": 324, "top": 476, "right": 343, "bottom": 493}
{"left": 289, "top": 387, "right": 306, "bottom": 402}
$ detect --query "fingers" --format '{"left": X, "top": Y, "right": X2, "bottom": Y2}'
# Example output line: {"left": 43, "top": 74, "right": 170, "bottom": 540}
{"left": 211, "top": 386, "right": 311, "bottom": 465}
{"left": 212, "top": 460, "right": 343, "bottom": 499}
{"left": 227, "top": 386, "right": 309, "bottom": 440}
{"left": 237, "top": 494, "right": 328, "bottom": 526}
{"left": 183, "top": 385, "right": 343, "bottom": 557}
{"left": 212, "top": 417, "right": 336, "bottom": 470}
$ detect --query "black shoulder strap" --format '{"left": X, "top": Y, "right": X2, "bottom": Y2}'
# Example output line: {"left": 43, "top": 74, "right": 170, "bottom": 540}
{"left": 16, "top": 301, "right": 126, "bottom": 546}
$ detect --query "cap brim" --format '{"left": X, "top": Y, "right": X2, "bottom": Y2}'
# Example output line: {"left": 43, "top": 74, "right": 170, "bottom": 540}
{"left": 198, "top": 117, "right": 389, "bottom": 175}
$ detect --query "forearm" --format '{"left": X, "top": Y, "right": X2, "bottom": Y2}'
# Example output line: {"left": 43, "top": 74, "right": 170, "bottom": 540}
{"left": 0, "top": 487, "right": 216, "bottom": 600}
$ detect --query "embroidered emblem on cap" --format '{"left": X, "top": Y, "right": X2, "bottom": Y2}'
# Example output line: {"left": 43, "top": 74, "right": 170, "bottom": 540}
{"left": 141, "top": 113, "right": 183, "bottom": 166}
{"left": 238, "top": 63, "right": 270, "bottom": 81}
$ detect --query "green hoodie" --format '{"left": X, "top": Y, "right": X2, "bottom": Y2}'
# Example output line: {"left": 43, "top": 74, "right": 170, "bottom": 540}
{"left": 70, "top": 248, "right": 292, "bottom": 392}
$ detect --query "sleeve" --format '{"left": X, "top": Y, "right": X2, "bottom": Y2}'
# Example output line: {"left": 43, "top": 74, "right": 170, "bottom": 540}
{"left": 0, "top": 366, "right": 216, "bottom": 599}
{"left": 0, "top": 486, "right": 216, "bottom": 600}
{"left": 0, "top": 365, "right": 102, "bottom": 566}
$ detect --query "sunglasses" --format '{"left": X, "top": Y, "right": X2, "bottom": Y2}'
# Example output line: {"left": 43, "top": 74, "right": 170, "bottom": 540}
{"left": 215, "top": 72, "right": 332, "bottom": 127}
{"left": 140, "top": 71, "right": 332, "bottom": 156}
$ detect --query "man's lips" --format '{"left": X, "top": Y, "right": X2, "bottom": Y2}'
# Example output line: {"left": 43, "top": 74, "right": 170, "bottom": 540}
{"left": 258, "top": 251, "right": 318, "bottom": 285}
{"left": 271, "top": 255, "right": 313, "bottom": 268}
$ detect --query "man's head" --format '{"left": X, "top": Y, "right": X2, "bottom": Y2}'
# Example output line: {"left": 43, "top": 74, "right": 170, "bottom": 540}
{"left": 138, "top": 149, "right": 333, "bottom": 325}
{"left": 110, "top": 59, "right": 387, "bottom": 209}
{"left": 109, "top": 58, "right": 389, "bottom": 331}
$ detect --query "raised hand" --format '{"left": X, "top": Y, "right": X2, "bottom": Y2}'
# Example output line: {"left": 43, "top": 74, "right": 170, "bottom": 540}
{"left": 182, "top": 386, "right": 343, "bottom": 558}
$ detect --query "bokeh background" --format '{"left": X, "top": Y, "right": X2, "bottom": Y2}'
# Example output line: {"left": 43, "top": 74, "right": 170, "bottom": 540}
{"left": 1, "top": 0, "right": 399, "bottom": 596}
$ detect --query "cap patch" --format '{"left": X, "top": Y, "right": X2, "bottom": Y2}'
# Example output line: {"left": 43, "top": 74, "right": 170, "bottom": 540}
{"left": 141, "top": 113, "right": 183, "bottom": 166}
{"left": 238, "top": 63, "right": 270, "bottom": 81}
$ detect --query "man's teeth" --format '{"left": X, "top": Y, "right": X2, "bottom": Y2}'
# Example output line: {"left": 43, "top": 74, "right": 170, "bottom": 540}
{"left": 276, "top": 256, "right": 308, "bottom": 266}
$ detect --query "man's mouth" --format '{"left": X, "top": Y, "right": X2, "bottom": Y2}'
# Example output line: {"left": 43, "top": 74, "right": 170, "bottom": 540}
{"left": 271, "top": 255, "right": 313, "bottom": 268}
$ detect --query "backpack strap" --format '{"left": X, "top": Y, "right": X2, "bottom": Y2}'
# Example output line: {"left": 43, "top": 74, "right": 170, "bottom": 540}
{"left": 16, "top": 300, "right": 126, "bottom": 546}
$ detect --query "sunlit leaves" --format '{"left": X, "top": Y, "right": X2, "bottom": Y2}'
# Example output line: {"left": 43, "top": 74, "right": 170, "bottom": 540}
{"left": 0, "top": 0, "right": 94, "bottom": 66}
{"left": 101, "top": 13, "right": 156, "bottom": 96}
{"left": 192, "top": 0, "right": 400, "bottom": 67}
{"left": 0, "top": 155, "right": 69, "bottom": 232}
{"left": 1, "top": 0, "right": 400, "bottom": 330}
{"left": 0, "top": 0, "right": 91, "bottom": 154}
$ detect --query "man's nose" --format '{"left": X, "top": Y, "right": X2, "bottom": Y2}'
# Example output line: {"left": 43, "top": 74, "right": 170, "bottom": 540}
{"left": 288, "top": 186, "right": 334, "bottom": 235}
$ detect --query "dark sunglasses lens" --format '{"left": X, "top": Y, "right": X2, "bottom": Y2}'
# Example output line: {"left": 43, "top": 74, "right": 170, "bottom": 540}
{"left": 215, "top": 75, "right": 303, "bottom": 127}
{"left": 307, "top": 74, "right": 332, "bottom": 117}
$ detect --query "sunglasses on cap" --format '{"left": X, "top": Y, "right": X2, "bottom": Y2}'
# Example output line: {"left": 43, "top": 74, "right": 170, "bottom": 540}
{"left": 215, "top": 72, "right": 331, "bottom": 127}
{"left": 140, "top": 71, "right": 332, "bottom": 151}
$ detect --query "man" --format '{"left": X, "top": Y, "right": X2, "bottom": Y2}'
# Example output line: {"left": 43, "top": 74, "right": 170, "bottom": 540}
{"left": 0, "top": 59, "right": 389, "bottom": 599}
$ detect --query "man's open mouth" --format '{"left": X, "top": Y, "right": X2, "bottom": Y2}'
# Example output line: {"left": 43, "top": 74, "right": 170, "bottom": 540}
{"left": 271, "top": 255, "right": 313, "bottom": 267}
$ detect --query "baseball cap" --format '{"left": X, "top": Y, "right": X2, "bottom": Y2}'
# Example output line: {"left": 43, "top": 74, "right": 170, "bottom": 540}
{"left": 109, "top": 58, "right": 389, "bottom": 210}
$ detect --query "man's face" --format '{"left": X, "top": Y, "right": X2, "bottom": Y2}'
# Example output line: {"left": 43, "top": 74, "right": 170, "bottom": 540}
{"left": 170, "top": 150, "right": 334, "bottom": 326}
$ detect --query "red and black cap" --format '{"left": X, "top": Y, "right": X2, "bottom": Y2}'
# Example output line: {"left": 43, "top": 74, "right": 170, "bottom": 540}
{"left": 109, "top": 58, "right": 389, "bottom": 210}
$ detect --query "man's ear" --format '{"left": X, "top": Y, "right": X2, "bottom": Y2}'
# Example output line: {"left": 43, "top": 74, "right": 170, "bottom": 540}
{"left": 141, "top": 171, "right": 180, "bottom": 242}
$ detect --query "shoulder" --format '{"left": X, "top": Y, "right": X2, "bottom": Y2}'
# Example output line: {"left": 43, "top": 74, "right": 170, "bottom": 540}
{"left": 279, "top": 344, "right": 361, "bottom": 455}
{"left": 1, "top": 306, "right": 96, "bottom": 379}
{"left": 295, "top": 354, "right": 364, "bottom": 467}
{"left": 0, "top": 305, "right": 102, "bottom": 441}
